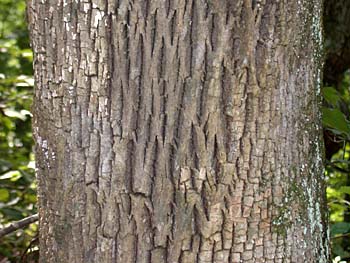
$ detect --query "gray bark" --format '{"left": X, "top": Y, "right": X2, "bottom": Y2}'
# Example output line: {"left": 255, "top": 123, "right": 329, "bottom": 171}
{"left": 27, "top": 0, "right": 329, "bottom": 262}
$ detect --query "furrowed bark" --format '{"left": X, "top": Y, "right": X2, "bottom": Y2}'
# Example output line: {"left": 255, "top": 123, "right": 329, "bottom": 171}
{"left": 27, "top": 0, "right": 329, "bottom": 262}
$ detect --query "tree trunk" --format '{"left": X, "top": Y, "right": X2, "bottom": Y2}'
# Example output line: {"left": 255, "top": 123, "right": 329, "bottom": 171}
{"left": 27, "top": 0, "right": 329, "bottom": 262}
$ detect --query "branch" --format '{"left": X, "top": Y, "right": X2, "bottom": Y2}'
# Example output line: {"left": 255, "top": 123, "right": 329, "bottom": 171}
{"left": 331, "top": 232, "right": 350, "bottom": 239}
{"left": 0, "top": 214, "right": 38, "bottom": 238}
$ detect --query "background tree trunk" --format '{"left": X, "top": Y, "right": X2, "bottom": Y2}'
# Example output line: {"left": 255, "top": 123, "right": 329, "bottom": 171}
{"left": 323, "top": 0, "right": 350, "bottom": 88}
{"left": 27, "top": 0, "right": 329, "bottom": 262}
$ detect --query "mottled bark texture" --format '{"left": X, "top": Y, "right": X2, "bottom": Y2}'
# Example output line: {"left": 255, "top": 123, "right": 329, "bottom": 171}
{"left": 27, "top": 0, "right": 329, "bottom": 262}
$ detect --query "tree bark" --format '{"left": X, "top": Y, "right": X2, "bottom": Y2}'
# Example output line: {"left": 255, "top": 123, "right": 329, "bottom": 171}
{"left": 27, "top": 0, "right": 329, "bottom": 262}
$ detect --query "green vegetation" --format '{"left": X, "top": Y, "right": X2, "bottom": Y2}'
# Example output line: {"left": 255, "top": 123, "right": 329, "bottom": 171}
{"left": 324, "top": 72, "right": 350, "bottom": 261}
{"left": 0, "top": 0, "right": 37, "bottom": 261}
{"left": 0, "top": 0, "right": 349, "bottom": 262}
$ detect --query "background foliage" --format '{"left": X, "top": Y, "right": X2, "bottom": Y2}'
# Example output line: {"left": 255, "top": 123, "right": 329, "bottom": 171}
{"left": 0, "top": 0, "right": 37, "bottom": 261}
{"left": 0, "top": 0, "right": 349, "bottom": 262}
{"left": 324, "top": 72, "right": 350, "bottom": 262}
{"left": 324, "top": 0, "right": 350, "bottom": 261}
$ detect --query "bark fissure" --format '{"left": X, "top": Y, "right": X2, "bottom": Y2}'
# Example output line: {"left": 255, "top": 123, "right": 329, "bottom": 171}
{"left": 28, "top": 0, "right": 328, "bottom": 262}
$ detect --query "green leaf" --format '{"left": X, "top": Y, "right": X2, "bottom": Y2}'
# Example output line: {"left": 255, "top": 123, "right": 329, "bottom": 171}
{"left": 3, "top": 108, "right": 27, "bottom": 120}
{"left": 0, "top": 189, "right": 10, "bottom": 202}
{"left": 0, "top": 158, "right": 12, "bottom": 169}
{"left": 338, "top": 186, "right": 350, "bottom": 195}
{"left": 331, "top": 222, "right": 350, "bottom": 236}
{"left": 0, "top": 170, "right": 21, "bottom": 181}
{"left": 20, "top": 49, "right": 33, "bottom": 58}
{"left": 24, "top": 193, "right": 37, "bottom": 203}
{"left": 0, "top": 207, "right": 23, "bottom": 220}
{"left": 322, "top": 108, "right": 350, "bottom": 135}
{"left": 322, "top": 87, "right": 340, "bottom": 106}
{"left": 332, "top": 242, "right": 350, "bottom": 259}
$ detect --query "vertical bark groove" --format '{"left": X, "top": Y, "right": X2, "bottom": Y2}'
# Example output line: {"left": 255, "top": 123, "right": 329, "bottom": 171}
{"left": 28, "top": 0, "right": 329, "bottom": 262}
